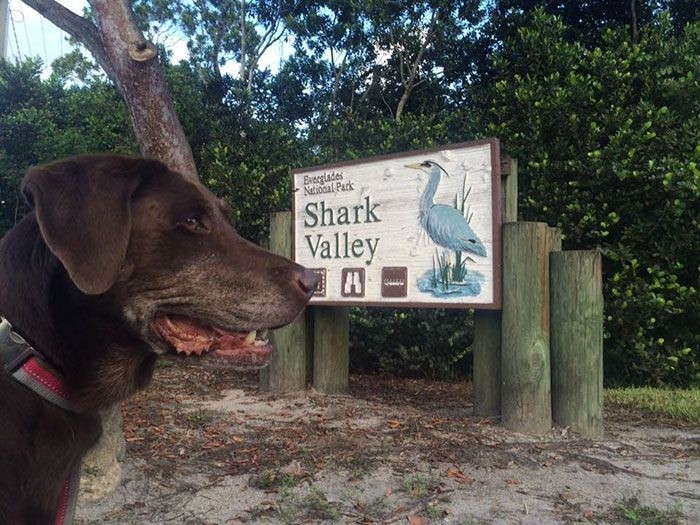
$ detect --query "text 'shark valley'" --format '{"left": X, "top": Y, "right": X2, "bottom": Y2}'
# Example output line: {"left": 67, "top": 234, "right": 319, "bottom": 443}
{"left": 303, "top": 196, "right": 381, "bottom": 265}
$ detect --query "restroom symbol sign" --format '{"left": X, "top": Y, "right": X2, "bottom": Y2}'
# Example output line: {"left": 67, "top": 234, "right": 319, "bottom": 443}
{"left": 341, "top": 268, "right": 365, "bottom": 297}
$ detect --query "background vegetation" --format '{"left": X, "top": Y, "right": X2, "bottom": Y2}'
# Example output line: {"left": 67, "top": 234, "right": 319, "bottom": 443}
{"left": 1, "top": 0, "right": 697, "bottom": 386}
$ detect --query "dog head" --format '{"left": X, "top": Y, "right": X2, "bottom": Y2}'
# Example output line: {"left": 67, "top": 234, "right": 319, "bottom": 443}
{"left": 22, "top": 154, "right": 317, "bottom": 368}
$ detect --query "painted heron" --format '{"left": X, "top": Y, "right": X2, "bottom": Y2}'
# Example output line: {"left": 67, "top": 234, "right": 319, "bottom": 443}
{"left": 405, "top": 160, "right": 487, "bottom": 257}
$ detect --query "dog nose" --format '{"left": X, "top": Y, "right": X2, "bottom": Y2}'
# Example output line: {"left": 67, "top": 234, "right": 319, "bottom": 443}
{"left": 296, "top": 267, "right": 319, "bottom": 299}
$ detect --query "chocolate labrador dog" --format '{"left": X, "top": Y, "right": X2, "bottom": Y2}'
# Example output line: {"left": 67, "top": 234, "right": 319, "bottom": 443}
{"left": 0, "top": 155, "right": 317, "bottom": 524}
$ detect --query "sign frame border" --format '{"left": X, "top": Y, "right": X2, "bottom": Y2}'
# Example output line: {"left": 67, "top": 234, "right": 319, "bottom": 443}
{"left": 291, "top": 138, "right": 502, "bottom": 310}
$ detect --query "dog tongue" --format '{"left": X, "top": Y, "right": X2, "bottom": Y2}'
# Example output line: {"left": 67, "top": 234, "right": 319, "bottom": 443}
{"left": 153, "top": 314, "right": 271, "bottom": 367}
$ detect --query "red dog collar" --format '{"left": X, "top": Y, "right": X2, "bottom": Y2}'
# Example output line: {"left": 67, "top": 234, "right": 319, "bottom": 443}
{"left": 0, "top": 317, "right": 79, "bottom": 412}
{"left": 0, "top": 316, "right": 82, "bottom": 524}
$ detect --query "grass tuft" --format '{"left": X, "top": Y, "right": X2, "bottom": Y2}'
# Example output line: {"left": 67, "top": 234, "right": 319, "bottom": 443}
{"left": 183, "top": 408, "right": 218, "bottom": 426}
{"left": 248, "top": 468, "right": 300, "bottom": 490}
{"left": 302, "top": 486, "right": 340, "bottom": 520}
{"left": 401, "top": 473, "right": 441, "bottom": 498}
{"left": 605, "top": 388, "right": 700, "bottom": 423}
{"left": 616, "top": 497, "right": 684, "bottom": 525}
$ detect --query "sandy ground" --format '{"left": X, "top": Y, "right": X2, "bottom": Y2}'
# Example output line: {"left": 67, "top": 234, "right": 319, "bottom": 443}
{"left": 75, "top": 358, "right": 699, "bottom": 524}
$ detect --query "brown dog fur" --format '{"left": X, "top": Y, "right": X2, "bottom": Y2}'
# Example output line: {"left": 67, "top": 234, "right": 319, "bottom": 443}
{"left": 0, "top": 155, "right": 316, "bottom": 523}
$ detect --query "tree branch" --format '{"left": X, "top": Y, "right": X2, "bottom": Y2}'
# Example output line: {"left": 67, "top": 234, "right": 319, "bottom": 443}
{"left": 254, "top": 25, "right": 285, "bottom": 67}
{"left": 407, "top": 10, "right": 437, "bottom": 87}
{"left": 253, "top": 16, "right": 283, "bottom": 57}
{"left": 20, "top": 0, "right": 114, "bottom": 79}
{"left": 247, "top": 16, "right": 286, "bottom": 92}
{"left": 239, "top": 0, "right": 246, "bottom": 84}
{"left": 395, "top": 9, "right": 437, "bottom": 122}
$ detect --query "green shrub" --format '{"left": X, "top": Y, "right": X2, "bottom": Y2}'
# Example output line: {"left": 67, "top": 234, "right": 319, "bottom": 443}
{"left": 350, "top": 307, "right": 474, "bottom": 379}
{"left": 482, "top": 11, "right": 700, "bottom": 386}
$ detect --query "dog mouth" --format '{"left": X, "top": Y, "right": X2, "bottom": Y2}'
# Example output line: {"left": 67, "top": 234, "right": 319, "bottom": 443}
{"left": 152, "top": 314, "right": 271, "bottom": 368}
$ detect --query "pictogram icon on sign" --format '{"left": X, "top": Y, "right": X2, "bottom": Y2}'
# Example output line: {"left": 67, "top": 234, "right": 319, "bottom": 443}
{"left": 381, "top": 267, "right": 408, "bottom": 297}
{"left": 309, "top": 268, "right": 327, "bottom": 297}
{"left": 341, "top": 268, "right": 365, "bottom": 297}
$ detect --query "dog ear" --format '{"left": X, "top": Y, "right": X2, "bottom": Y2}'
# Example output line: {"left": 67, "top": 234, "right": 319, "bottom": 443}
{"left": 21, "top": 155, "right": 164, "bottom": 295}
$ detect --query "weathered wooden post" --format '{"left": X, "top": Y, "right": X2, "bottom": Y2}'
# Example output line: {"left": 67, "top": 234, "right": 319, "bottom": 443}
{"left": 313, "top": 307, "right": 350, "bottom": 393}
{"left": 472, "top": 312, "right": 501, "bottom": 415}
{"left": 473, "top": 157, "right": 517, "bottom": 416}
{"left": 550, "top": 250, "right": 604, "bottom": 436}
{"left": 260, "top": 211, "right": 309, "bottom": 392}
{"left": 502, "top": 222, "right": 561, "bottom": 432}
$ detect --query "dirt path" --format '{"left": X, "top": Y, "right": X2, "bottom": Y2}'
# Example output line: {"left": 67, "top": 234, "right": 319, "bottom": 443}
{"left": 76, "top": 358, "right": 699, "bottom": 524}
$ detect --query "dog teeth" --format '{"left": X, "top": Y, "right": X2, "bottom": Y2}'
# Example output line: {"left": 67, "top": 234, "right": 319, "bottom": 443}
{"left": 244, "top": 330, "right": 257, "bottom": 345}
{"left": 253, "top": 339, "right": 269, "bottom": 347}
{"left": 260, "top": 329, "right": 269, "bottom": 339}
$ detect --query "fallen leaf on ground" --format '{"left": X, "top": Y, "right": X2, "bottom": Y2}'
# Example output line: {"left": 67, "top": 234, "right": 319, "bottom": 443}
{"left": 407, "top": 515, "right": 427, "bottom": 525}
{"left": 446, "top": 467, "right": 474, "bottom": 484}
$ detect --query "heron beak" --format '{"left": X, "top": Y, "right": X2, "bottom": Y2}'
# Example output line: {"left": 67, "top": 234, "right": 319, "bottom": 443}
{"left": 404, "top": 163, "right": 424, "bottom": 169}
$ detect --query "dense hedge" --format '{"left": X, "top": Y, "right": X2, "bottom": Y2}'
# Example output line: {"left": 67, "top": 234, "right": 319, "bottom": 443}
{"left": 350, "top": 308, "right": 474, "bottom": 379}
{"left": 482, "top": 11, "right": 699, "bottom": 386}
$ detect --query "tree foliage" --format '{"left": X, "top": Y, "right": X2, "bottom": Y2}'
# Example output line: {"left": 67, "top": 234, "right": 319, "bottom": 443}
{"left": 482, "top": 10, "right": 699, "bottom": 386}
{"left": 0, "top": 59, "right": 136, "bottom": 232}
{"left": 1, "top": 1, "right": 697, "bottom": 385}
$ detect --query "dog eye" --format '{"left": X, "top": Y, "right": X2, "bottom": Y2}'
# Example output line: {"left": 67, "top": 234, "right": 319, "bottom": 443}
{"left": 178, "top": 216, "right": 205, "bottom": 232}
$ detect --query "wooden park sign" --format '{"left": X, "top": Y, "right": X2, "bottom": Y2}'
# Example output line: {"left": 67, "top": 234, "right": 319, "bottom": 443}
{"left": 292, "top": 139, "right": 502, "bottom": 309}
{"left": 271, "top": 139, "right": 603, "bottom": 437}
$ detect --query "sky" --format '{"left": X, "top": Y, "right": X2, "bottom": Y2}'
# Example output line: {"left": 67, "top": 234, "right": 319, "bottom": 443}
{"left": 4, "top": 0, "right": 85, "bottom": 65}
{"left": 3, "top": 0, "right": 288, "bottom": 77}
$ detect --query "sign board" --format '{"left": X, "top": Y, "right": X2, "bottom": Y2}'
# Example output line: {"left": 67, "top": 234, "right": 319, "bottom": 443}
{"left": 292, "top": 139, "right": 502, "bottom": 309}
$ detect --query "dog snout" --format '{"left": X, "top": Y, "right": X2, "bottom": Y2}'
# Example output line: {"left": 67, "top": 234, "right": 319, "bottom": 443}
{"left": 295, "top": 267, "right": 319, "bottom": 299}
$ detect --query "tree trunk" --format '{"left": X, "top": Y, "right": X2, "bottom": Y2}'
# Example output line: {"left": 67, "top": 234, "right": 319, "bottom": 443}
{"left": 395, "top": 87, "right": 412, "bottom": 122}
{"left": 239, "top": 0, "right": 247, "bottom": 87}
{"left": 21, "top": 0, "right": 199, "bottom": 182}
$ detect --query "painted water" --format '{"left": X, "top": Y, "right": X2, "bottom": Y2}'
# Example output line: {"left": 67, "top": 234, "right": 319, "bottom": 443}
{"left": 416, "top": 269, "right": 484, "bottom": 299}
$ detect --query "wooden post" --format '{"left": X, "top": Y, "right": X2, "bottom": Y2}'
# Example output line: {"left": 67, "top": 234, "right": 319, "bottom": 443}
{"left": 502, "top": 222, "right": 561, "bottom": 432}
{"left": 550, "top": 251, "right": 604, "bottom": 436}
{"left": 501, "top": 157, "right": 518, "bottom": 223}
{"left": 313, "top": 307, "right": 349, "bottom": 393}
{"left": 305, "top": 307, "right": 315, "bottom": 384}
{"left": 473, "top": 158, "right": 517, "bottom": 416}
{"left": 472, "top": 312, "right": 501, "bottom": 415}
{"left": 260, "top": 212, "right": 308, "bottom": 392}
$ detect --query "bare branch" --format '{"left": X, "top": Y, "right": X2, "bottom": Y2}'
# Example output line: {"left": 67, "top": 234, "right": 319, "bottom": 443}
{"left": 395, "top": 9, "right": 438, "bottom": 121}
{"left": 20, "top": 0, "right": 114, "bottom": 78}
{"left": 412, "top": 77, "right": 430, "bottom": 88}
{"left": 253, "top": 25, "right": 285, "bottom": 68}
{"left": 253, "top": 16, "right": 283, "bottom": 57}
{"left": 407, "top": 10, "right": 437, "bottom": 87}
{"left": 239, "top": 0, "right": 246, "bottom": 83}
{"left": 247, "top": 14, "right": 286, "bottom": 92}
